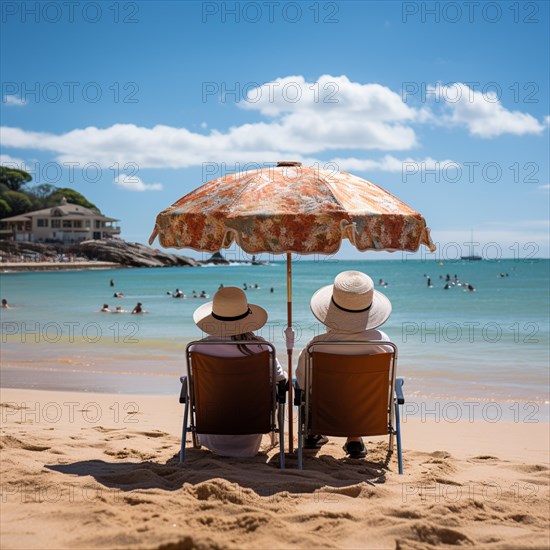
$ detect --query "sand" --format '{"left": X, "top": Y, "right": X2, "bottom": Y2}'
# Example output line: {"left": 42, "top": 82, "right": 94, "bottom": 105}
{"left": 1, "top": 261, "right": 121, "bottom": 272}
{"left": 1, "top": 388, "right": 548, "bottom": 549}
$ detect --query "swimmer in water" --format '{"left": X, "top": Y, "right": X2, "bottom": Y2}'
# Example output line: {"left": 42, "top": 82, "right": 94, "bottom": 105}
{"left": 100, "top": 304, "right": 111, "bottom": 312}
{"left": 113, "top": 292, "right": 125, "bottom": 298}
{"left": 132, "top": 302, "right": 145, "bottom": 314}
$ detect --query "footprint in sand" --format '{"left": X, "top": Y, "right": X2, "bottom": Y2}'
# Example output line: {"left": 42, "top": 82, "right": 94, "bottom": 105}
{"left": 0, "top": 435, "right": 50, "bottom": 452}
{"left": 471, "top": 455, "right": 499, "bottom": 461}
{"left": 408, "top": 523, "right": 473, "bottom": 546}
{"left": 134, "top": 430, "right": 168, "bottom": 438}
{"left": 104, "top": 448, "right": 156, "bottom": 460}
{"left": 92, "top": 426, "right": 127, "bottom": 433}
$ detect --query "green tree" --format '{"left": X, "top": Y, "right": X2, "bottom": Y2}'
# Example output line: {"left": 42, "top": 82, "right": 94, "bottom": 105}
{"left": 1, "top": 191, "right": 32, "bottom": 216}
{"left": 47, "top": 188, "right": 98, "bottom": 211}
{"left": 29, "top": 183, "right": 57, "bottom": 200}
{"left": 27, "top": 183, "right": 57, "bottom": 210}
{"left": 0, "top": 167, "right": 32, "bottom": 191}
{"left": 0, "top": 198, "right": 12, "bottom": 218}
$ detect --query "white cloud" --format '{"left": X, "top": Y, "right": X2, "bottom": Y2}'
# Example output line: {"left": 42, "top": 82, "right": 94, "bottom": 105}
{"left": 0, "top": 117, "right": 416, "bottom": 169}
{"left": 1, "top": 76, "right": 544, "bottom": 171}
{"left": 114, "top": 173, "right": 163, "bottom": 192}
{"left": 328, "top": 155, "right": 456, "bottom": 173}
{"left": 240, "top": 75, "right": 418, "bottom": 121}
{"left": 0, "top": 75, "right": 423, "bottom": 168}
{"left": 429, "top": 83, "right": 545, "bottom": 138}
{"left": 3, "top": 95, "right": 26, "bottom": 107}
{"left": 0, "top": 153, "right": 29, "bottom": 171}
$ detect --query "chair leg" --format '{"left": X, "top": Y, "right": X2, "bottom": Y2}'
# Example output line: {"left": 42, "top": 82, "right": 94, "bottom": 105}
{"left": 297, "top": 402, "right": 303, "bottom": 470}
{"left": 394, "top": 400, "right": 403, "bottom": 475}
{"left": 278, "top": 404, "right": 285, "bottom": 469}
{"left": 180, "top": 401, "right": 189, "bottom": 463}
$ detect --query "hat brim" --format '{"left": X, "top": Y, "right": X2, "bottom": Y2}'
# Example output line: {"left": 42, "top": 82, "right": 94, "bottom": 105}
{"left": 193, "top": 302, "right": 268, "bottom": 337}
{"left": 310, "top": 284, "right": 391, "bottom": 332}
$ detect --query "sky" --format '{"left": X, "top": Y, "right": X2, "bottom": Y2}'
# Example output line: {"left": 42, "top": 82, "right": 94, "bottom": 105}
{"left": 1, "top": 0, "right": 549, "bottom": 260}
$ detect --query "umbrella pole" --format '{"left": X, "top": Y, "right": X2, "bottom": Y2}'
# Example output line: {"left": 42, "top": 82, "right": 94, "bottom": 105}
{"left": 286, "top": 252, "right": 294, "bottom": 453}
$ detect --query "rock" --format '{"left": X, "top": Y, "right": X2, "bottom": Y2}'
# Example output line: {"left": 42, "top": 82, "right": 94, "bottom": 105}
{"left": 204, "top": 251, "right": 230, "bottom": 265}
{"left": 0, "top": 239, "right": 201, "bottom": 268}
{"left": 76, "top": 240, "right": 201, "bottom": 267}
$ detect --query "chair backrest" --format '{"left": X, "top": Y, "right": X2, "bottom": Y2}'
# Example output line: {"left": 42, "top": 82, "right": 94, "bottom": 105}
{"left": 306, "top": 342, "right": 397, "bottom": 437}
{"left": 187, "top": 342, "right": 275, "bottom": 435}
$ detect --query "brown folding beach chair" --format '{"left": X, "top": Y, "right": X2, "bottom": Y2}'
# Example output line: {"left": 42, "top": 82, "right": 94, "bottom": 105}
{"left": 294, "top": 341, "right": 405, "bottom": 474}
{"left": 179, "top": 341, "right": 286, "bottom": 468}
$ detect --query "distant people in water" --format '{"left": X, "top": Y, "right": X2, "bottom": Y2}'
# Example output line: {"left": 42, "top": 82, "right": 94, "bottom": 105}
{"left": 243, "top": 283, "right": 248, "bottom": 290}
{"left": 427, "top": 277, "right": 433, "bottom": 288}
{"left": 199, "top": 290, "right": 207, "bottom": 298}
{"left": 132, "top": 302, "right": 146, "bottom": 314}
{"left": 100, "top": 304, "right": 111, "bottom": 312}
{"left": 2, "top": 299, "right": 11, "bottom": 309}
{"left": 114, "top": 306, "right": 127, "bottom": 313}
{"left": 443, "top": 283, "right": 450, "bottom": 290}
{"left": 378, "top": 278, "right": 388, "bottom": 288}
{"left": 173, "top": 288, "right": 184, "bottom": 298}
{"left": 253, "top": 283, "right": 260, "bottom": 289}
{"left": 218, "top": 284, "right": 224, "bottom": 290}
{"left": 270, "top": 287, "right": 274, "bottom": 293}
{"left": 446, "top": 274, "right": 451, "bottom": 282}
{"left": 498, "top": 272, "right": 509, "bottom": 278}
{"left": 113, "top": 292, "right": 125, "bottom": 298}
{"left": 466, "top": 283, "right": 476, "bottom": 292}
{"left": 110, "top": 279, "right": 115, "bottom": 287}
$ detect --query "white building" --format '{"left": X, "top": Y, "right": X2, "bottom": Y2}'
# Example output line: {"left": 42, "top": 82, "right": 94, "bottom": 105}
{"left": 0, "top": 197, "right": 121, "bottom": 243}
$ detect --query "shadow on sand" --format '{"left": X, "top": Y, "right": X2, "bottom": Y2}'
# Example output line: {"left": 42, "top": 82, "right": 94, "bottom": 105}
{"left": 46, "top": 444, "right": 395, "bottom": 495}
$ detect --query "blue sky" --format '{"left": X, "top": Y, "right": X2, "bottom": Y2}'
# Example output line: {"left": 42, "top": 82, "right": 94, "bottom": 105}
{"left": 1, "top": 0, "right": 549, "bottom": 260}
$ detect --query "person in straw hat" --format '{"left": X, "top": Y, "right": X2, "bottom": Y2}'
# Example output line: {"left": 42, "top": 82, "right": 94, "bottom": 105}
{"left": 296, "top": 271, "right": 392, "bottom": 459}
{"left": 191, "top": 286, "right": 287, "bottom": 458}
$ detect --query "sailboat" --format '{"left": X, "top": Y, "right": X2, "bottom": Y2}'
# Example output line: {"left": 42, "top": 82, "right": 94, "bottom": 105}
{"left": 461, "top": 229, "right": 482, "bottom": 261}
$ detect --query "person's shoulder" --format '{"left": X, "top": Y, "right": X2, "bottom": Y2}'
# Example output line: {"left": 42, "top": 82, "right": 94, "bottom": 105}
{"left": 303, "top": 332, "right": 334, "bottom": 348}
{"left": 369, "top": 328, "right": 391, "bottom": 341}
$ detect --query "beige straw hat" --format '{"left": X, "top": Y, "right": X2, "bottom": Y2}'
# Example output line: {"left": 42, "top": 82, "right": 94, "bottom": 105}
{"left": 193, "top": 286, "right": 268, "bottom": 336}
{"left": 310, "top": 271, "right": 391, "bottom": 332}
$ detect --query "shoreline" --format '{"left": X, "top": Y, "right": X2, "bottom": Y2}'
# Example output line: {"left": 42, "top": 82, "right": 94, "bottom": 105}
{"left": 1, "top": 261, "right": 123, "bottom": 272}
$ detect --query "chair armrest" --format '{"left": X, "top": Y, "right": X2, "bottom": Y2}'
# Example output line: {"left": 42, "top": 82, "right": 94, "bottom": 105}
{"left": 293, "top": 378, "right": 303, "bottom": 406}
{"left": 395, "top": 377, "right": 405, "bottom": 405}
{"left": 277, "top": 379, "right": 288, "bottom": 404}
{"left": 179, "top": 376, "right": 188, "bottom": 404}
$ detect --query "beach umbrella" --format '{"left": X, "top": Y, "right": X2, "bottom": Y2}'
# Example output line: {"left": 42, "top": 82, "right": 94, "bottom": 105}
{"left": 149, "top": 161, "right": 436, "bottom": 452}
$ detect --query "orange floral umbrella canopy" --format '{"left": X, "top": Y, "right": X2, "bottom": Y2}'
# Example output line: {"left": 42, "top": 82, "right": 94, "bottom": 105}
{"left": 149, "top": 163, "right": 435, "bottom": 254}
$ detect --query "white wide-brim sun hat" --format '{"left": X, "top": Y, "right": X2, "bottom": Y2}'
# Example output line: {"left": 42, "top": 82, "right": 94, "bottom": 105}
{"left": 193, "top": 286, "right": 268, "bottom": 337}
{"left": 310, "top": 271, "right": 391, "bottom": 332}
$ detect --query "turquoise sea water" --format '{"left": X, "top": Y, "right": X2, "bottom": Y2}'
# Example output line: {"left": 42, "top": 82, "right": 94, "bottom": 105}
{"left": 1, "top": 259, "right": 549, "bottom": 407}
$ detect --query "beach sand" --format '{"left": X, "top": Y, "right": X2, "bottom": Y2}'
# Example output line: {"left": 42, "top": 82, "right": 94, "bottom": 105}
{"left": 1, "top": 388, "right": 548, "bottom": 549}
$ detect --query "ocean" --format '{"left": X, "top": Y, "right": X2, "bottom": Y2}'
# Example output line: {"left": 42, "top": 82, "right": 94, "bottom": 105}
{"left": 1, "top": 258, "right": 549, "bottom": 414}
